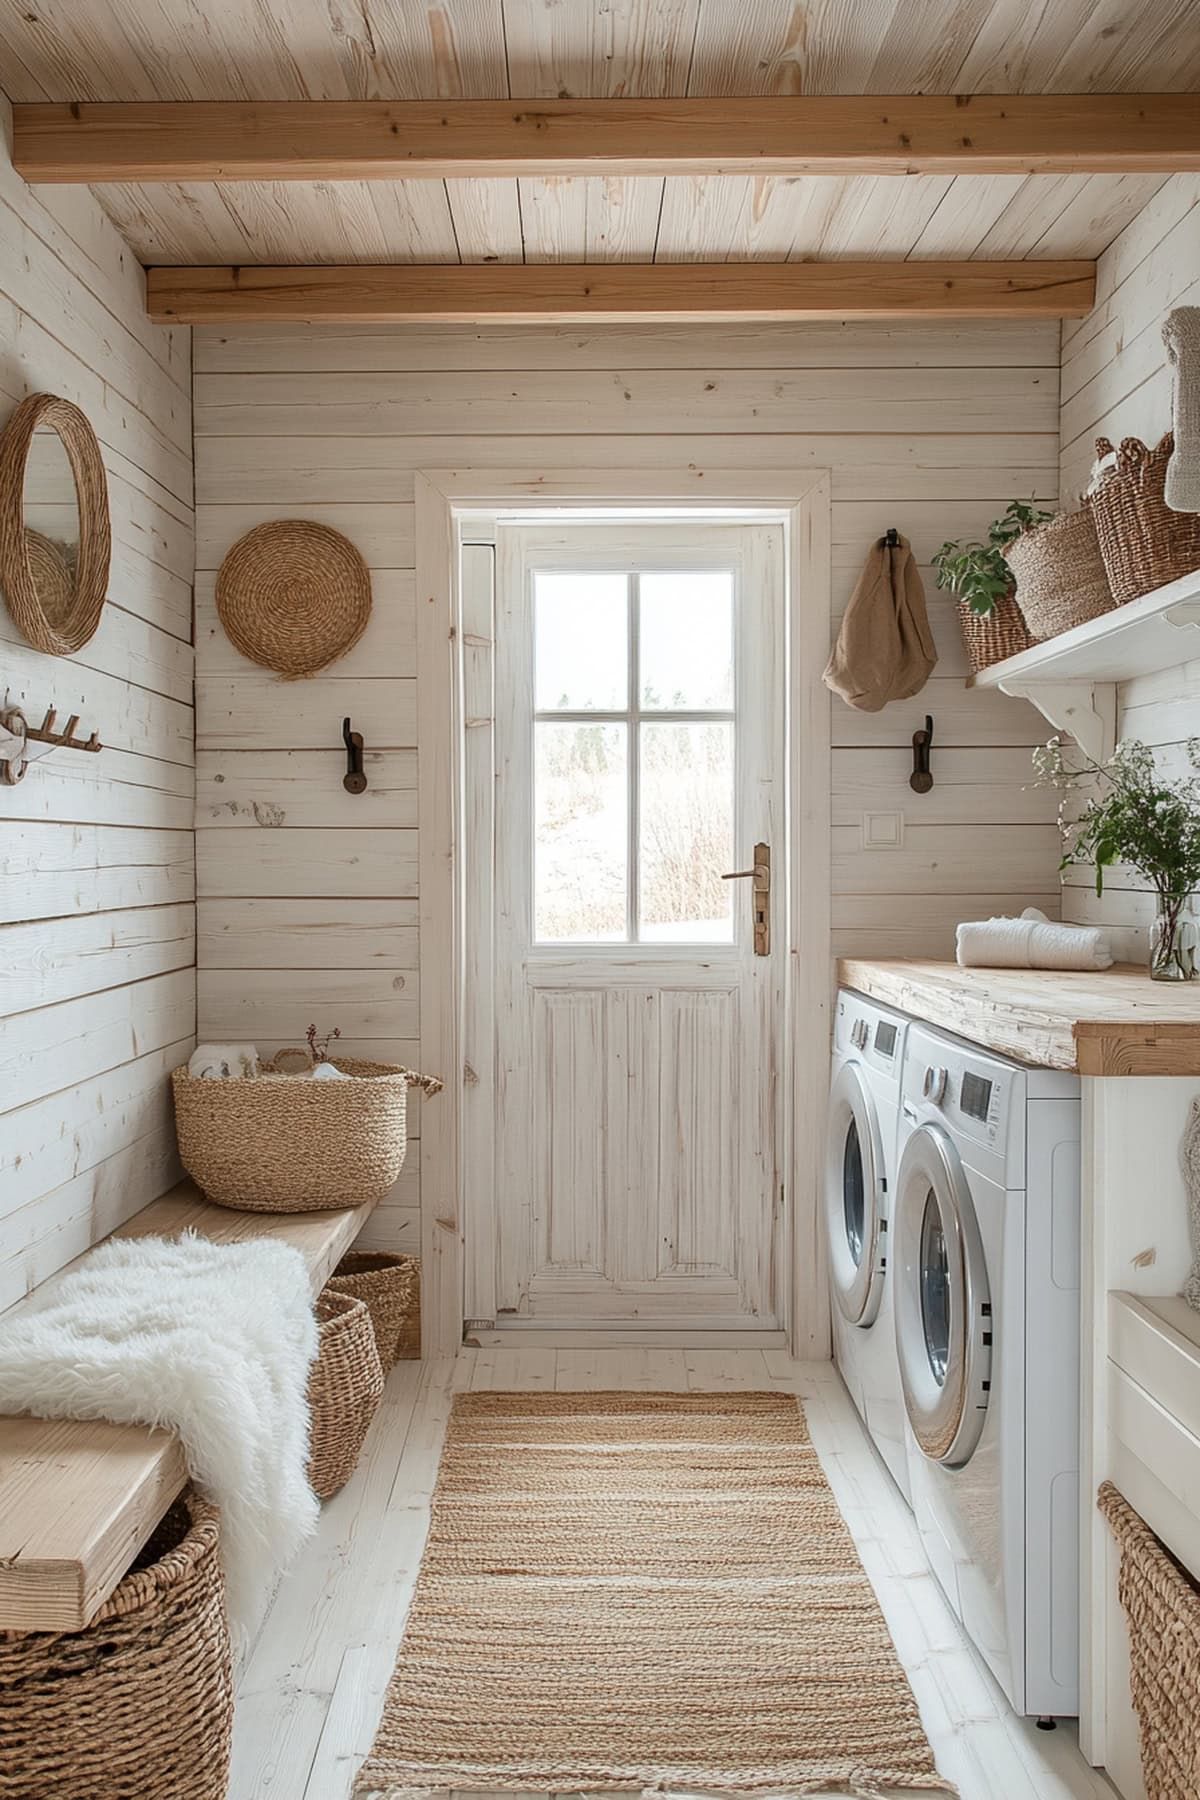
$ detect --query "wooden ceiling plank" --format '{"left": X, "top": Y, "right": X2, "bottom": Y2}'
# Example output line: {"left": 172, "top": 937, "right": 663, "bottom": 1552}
{"left": 502, "top": 0, "right": 702, "bottom": 99}
{"left": 146, "top": 258, "right": 1096, "bottom": 324}
{"left": 14, "top": 95, "right": 1200, "bottom": 184}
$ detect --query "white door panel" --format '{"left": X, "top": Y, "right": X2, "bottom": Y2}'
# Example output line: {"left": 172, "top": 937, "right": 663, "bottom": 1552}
{"left": 491, "top": 522, "right": 783, "bottom": 1329}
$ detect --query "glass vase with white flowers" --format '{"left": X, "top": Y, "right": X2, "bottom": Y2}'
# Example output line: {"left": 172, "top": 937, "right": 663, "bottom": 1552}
{"left": 1032, "top": 737, "right": 1200, "bottom": 981}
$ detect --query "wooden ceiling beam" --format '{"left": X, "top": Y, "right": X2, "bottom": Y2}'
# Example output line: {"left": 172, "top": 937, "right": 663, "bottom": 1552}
{"left": 14, "top": 96, "right": 1200, "bottom": 184}
{"left": 146, "top": 261, "right": 1096, "bottom": 325}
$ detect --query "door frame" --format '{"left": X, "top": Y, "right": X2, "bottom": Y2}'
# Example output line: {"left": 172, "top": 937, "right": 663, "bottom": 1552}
{"left": 414, "top": 464, "right": 832, "bottom": 1358}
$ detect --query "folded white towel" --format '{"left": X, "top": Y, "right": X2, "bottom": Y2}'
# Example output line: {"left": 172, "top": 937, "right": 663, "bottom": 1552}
{"left": 188, "top": 1041, "right": 260, "bottom": 1079}
{"left": 956, "top": 907, "right": 1114, "bottom": 971}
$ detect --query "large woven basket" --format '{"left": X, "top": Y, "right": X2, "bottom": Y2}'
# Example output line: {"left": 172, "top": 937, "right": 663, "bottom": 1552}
{"left": 308, "top": 1290, "right": 384, "bottom": 1500}
{"left": 171, "top": 1058, "right": 442, "bottom": 1212}
{"left": 327, "top": 1252, "right": 421, "bottom": 1367}
{"left": 0, "top": 1489, "right": 232, "bottom": 1800}
{"left": 1098, "top": 1481, "right": 1200, "bottom": 1800}
{"left": 1005, "top": 504, "right": 1114, "bottom": 640}
{"left": 1091, "top": 434, "right": 1200, "bottom": 604}
{"left": 957, "top": 585, "right": 1031, "bottom": 675}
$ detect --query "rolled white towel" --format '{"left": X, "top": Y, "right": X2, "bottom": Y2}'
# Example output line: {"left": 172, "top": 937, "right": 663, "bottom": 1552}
{"left": 188, "top": 1041, "right": 261, "bottom": 1079}
{"left": 956, "top": 908, "right": 1113, "bottom": 972}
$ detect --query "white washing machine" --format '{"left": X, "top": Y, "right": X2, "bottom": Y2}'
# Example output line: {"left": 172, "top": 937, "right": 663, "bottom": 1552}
{"left": 825, "top": 990, "right": 911, "bottom": 1502}
{"left": 894, "top": 1022, "right": 1081, "bottom": 1719}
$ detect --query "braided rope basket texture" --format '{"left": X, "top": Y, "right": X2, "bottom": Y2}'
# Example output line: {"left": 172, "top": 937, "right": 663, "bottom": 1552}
{"left": 1005, "top": 503, "right": 1115, "bottom": 640}
{"left": 0, "top": 1489, "right": 232, "bottom": 1800}
{"left": 307, "top": 1291, "right": 385, "bottom": 1500}
{"left": 1091, "top": 433, "right": 1200, "bottom": 605}
{"left": 326, "top": 1252, "right": 421, "bottom": 1367}
{"left": 1098, "top": 1481, "right": 1200, "bottom": 1800}
{"left": 171, "top": 1059, "right": 442, "bottom": 1212}
{"left": 215, "top": 518, "right": 372, "bottom": 679}
{"left": 957, "top": 584, "right": 1031, "bottom": 675}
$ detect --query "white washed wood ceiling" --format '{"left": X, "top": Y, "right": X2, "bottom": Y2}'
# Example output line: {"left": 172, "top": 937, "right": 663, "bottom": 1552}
{"left": 1, "top": 0, "right": 1198, "bottom": 265}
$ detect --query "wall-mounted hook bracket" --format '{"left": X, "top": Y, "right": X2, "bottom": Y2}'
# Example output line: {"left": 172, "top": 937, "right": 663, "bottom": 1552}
{"left": 910, "top": 714, "right": 934, "bottom": 793}
{"left": 0, "top": 701, "right": 102, "bottom": 785}
{"left": 342, "top": 716, "right": 367, "bottom": 794}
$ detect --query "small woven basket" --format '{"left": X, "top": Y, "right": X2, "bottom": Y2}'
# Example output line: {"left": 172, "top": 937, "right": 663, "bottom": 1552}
{"left": 1098, "top": 1481, "right": 1200, "bottom": 1800}
{"left": 0, "top": 1489, "right": 232, "bottom": 1800}
{"left": 327, "top": 1252, "right": 421, "bottom": 1367}
{"left": 308, "top": 1290, "right": 385, "bottom": 1500}
{"left": 1090, "top": 433, "right": 1200, "bottom": 604}
{"left": 957, "top": 585, "right": 1031, "bottom": 675}
{"left": 216, "top": 518, "right": 372, "bottom": 679}
{"left": 171, "top": 1059, "right": 442, "bottom": 1213}
{"left": 1005, "top": 504, "right": 1114, "bottom": 640}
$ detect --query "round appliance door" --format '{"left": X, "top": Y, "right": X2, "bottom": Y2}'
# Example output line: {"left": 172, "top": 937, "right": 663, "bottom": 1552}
{"left": 825, "top": 1059, "right": 887, "bottom": 1327}
{"left": 894, "top": 1121, "right": 992, "bottom": 1466}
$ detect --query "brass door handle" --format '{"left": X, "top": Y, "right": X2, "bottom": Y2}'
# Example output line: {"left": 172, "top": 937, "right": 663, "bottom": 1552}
{"left": 721, "top": 842, "right": 770, "bottom": 955}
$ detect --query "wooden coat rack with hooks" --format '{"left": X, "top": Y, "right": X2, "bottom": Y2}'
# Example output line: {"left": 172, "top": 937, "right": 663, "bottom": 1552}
{"left": 0, "top": 702, "right": 102, "bottom": 785}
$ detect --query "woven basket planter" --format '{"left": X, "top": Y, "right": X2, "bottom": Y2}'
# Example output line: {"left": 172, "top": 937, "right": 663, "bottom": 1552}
{"left": 0, "top": 1490, "right": 232, "bottom": 1800}
{"left": 171, "top": 1059, "right": 442, "bottom": 1213}
{"left": 957, "top": 585, "right": 1031, "bottom": 675}
{"left": 327, "top": 1252, "right": 421, "bottom": 1367}
{"left": 1005, "top": 504, "right": 1114, "bottom": 641}
{"left": 308, "top": 1290, "right": 385, "bottom": 1500}
{"left": 1091, "top": 433, "right": 1200, "bottom": 604}
{"left": 1098, "top": 1481, "right": 1200, "bottom": 1800}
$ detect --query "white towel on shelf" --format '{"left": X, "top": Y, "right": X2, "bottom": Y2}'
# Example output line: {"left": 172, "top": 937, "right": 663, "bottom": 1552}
{"left": 0, "top": 1232, "right": 319, "bottom": 1639}
{"left": 956, "top": 907, "right": 1114, "bottom": 971}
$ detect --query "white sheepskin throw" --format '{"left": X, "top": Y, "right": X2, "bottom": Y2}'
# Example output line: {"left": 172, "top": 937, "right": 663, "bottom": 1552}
{"left": 0, "top": 1232, "right": 319, "bottom": 1637}
{"left": 1164, "top": 307, "right": 1200, "bottom": 512}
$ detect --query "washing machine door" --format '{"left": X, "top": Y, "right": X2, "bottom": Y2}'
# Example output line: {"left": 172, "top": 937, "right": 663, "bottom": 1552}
{"left": 825, "top": 1059, "right": 887, "bottom": 1327}
{"left": 894, "top": 1121, "right": 992, "bottom": 1466}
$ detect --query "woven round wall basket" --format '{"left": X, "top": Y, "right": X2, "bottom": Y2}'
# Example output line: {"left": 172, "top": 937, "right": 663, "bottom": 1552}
{"left": 171, "top": 1059, "right": 443, "bottom": 1212}
{"left": 0, "top": 1489, "right": 232, "bottom": 1800}
{"left": 216, "top": 518, "right": 372, "bottom": 679}
{"left": 308, "top": 1290, "right": 385, "bottom": 1500}
{"left": 1005, "top": 504, "right": 1114, "bottom": 641}
{"left": 326, "top": 1252, "right": 421, "bottom": 1368}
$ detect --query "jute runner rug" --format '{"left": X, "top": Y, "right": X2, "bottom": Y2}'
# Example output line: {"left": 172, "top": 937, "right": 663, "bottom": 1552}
{"left": 356, "top": 1390, "right": 955, "bottom": 1800}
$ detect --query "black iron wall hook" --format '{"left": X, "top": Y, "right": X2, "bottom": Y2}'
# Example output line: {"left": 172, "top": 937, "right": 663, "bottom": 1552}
{"left": 343, "top": 716, "right": 367, "bottom": 794}
{"left": 910, "top": 714, "right": 934, "bottom": 793}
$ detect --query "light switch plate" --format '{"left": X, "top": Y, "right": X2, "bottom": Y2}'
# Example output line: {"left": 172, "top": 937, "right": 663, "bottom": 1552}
{"left": 862, "top": 811, "right": 905, "bottom": 849}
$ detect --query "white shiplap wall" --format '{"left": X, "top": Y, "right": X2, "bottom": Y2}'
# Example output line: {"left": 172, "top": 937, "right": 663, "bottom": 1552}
{"left": 0, "top": 98, "right": 195, "bottom": 1309}
{"left": 1059, "top": 173, "right": 1200, "bottom": 950}
{"left": 193, "top": 320, "right": 1064, "bottom": 1259}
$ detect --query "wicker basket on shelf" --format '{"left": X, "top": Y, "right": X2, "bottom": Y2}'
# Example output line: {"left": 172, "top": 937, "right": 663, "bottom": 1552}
{"left": 957, "top": 586, "right": 1031, "bottom": 675}
{"left": 307, "top": 1290, "right": 385, "bottom": 1499}
{"left": 1090, "top": 433, "right": 1200, "bottom": 604}
{"left": 1005, "top": 504, "right": 1114, "bottom": 641}
{"left": 1098, "top": 1481, "right": 1200, "bottom": 1800}
{"left": 0, "top": 1490, "right": 232, "bottom": 1800}
{"left": 326, "top": 1252, "right": 421, "bottom": 1367}
{"left": 171, "top": 1059, "right": 442, "bottom": 1213}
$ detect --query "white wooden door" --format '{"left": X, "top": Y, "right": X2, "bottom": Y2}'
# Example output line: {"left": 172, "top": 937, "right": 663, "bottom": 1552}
{"left": 490, "top": 521, "right": 783, "bottom": 1329}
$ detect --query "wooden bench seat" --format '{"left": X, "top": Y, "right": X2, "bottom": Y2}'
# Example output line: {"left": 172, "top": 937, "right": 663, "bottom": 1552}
{"left": 0, "top": 1180, "right": 375, "bottom": 1633}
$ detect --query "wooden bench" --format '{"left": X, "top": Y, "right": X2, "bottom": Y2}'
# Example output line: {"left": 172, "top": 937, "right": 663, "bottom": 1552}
{"left": 0, "top": 1179, "right": 375, "bottom": 1633}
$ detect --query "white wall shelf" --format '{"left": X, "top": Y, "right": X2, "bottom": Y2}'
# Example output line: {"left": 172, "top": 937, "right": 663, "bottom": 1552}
{"left": 969, "top": 565, "right": 1200, "bottom": 760}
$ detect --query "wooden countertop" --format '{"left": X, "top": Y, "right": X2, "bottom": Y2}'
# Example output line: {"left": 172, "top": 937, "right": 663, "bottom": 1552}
{"left": 838, "top": 959, "right": 1200, "bottom": 1076}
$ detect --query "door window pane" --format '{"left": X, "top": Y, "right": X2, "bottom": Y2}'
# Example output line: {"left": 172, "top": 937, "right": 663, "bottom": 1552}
{"left": 638, "top": 721, "right": 734, "bottom": 942}
{"left": 843, "top": 1120, "right": 865, "bottom": 1267}
{"left": 534, "top": 571, "right": 628, "bottom": 711}
{"left": 535, "top": 722, "right": 628, "bottom": 942}
{"left": 920, "top": 1190, "right": 952, "bottom": 1387}
{"left": 640, "top": 570, "right": 733, "bottom": 710}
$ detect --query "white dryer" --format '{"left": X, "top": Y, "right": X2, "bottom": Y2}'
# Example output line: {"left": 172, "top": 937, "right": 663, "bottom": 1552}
{"left": 825, "top": 990, "right": 910, "bottom": 1502}
{"left": 894, "top": 1023, "right": 1081, "bottom": 1719}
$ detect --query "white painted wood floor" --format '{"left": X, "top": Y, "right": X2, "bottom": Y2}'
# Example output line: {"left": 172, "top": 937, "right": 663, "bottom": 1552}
{"left": 230, "top": 1347, "right": 1119, "bottom": 1800}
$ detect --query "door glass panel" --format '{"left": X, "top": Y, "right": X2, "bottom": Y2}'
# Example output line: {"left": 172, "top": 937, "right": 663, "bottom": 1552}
{"left": 534, "top": 571, "right": 628, "bottom": 711}
{"left": 640, "top": 570, "right": 734, "bottom": 709}
{"left": 920, "top": 1189, "right": 952, "bottom": 1386}
{"left": 534, "top": 722, "right": 627, "bottom": 942}
{"left": 638, "top": 721, "right": 734, "bottom": 942}
{"left": 843, "top": 1118, "right": 865, "bottom": 1267}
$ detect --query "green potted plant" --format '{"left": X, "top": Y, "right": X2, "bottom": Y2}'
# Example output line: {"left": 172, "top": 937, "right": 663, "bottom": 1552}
{"left": 932, "top": 499, "right": 1051, "bottom": 675}
{"left": 1033, "top": 736, "right": 1200, "bottom": 981}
